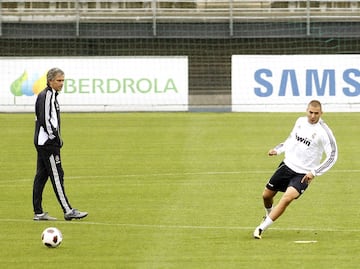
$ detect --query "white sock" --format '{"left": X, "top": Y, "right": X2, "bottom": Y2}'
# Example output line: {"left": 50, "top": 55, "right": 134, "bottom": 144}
{"left": 259, "top": 216, "right": 274, "bottom": 231}
{"left": 265, "top": 206, "right": 273, "bottom": 216}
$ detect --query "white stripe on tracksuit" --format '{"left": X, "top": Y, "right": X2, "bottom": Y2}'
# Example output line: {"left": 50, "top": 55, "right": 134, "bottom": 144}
{"left": 49, "top": 154, "right": 71, "bottom": 213}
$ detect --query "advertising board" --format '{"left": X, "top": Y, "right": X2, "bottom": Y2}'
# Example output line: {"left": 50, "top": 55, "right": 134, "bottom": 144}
{"left": 0, "top": 57, "right": 188, "bottom": 112}
{"left": 232, "top": 55, "right": 360, "bottom": 112}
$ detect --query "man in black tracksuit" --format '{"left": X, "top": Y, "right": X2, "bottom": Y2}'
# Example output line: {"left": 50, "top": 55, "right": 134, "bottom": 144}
{"left": 33, "top": 67, "right": 88, "bottom": 221}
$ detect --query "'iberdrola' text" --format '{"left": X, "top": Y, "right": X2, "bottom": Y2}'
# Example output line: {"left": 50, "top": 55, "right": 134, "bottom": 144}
{"left": 64, "top": 78, "right": 178, "bottom": 94}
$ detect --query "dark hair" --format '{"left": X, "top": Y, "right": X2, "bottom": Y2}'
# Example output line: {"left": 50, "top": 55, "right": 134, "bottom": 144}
{"left": 47, "top": 68, "right": 64, "bottom": 86}
{"left": 308, "top": 100, "right": 322, "bottom": 111}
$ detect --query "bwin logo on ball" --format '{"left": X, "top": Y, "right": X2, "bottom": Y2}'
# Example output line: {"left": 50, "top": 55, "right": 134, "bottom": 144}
{"left": 10, "top": 70, "right": 47, "bottom": 97}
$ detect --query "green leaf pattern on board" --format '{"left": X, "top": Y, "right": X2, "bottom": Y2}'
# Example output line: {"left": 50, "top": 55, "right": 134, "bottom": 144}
{"left": 10, "top": 71, "right": 28, "bottom": 96}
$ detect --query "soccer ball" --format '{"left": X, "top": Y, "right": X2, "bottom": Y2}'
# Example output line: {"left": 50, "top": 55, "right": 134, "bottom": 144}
{"left": 41, "top": 227, "right": 63, "bottom": 248}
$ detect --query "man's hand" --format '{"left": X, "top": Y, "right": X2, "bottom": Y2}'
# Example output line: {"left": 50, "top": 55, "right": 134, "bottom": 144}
{"left": 268, "top": 149, "right": 277, "bottom": 156}
{"left": 301, "top": 172, "right": 314, "bottom": 184}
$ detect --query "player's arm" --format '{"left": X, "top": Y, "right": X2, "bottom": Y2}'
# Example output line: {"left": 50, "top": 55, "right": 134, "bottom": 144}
{"left": 268, "top": 133, "right": 292, "bottom": 156}
{"left": 311, "top": 128, "right": 338, "bottom": 176}
{"left": 268, "top": 146, "right": 281, "bottom": 156}
{"left": 301, "top": 172, "right": 315, "bottom": 184}
{"left": 43, "top": 91, "right": 57, "bottom": 140}
{"left": 36, "top": 93, "right": 49, "bottom": 132}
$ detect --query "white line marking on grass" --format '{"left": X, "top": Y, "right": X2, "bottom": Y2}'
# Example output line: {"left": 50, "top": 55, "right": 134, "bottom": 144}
{"left": 67, "top": 169, "right": 360, "bottom": 180}
{"left": 1, "top": 171, "right": 260, "bottom": 184}
{"left": 68, "top": 171, "right": 271, "bottom": 180}
{"left": 3, "top": 169, "right": 360, "bottom": 184}
{"left": 1, "top": 218, "right": 359, "bottom": 233}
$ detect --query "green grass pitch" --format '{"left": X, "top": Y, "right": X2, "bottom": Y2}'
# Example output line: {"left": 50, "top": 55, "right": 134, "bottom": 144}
{"left": 0, "top": 112, "right": 359, "bottom": 269}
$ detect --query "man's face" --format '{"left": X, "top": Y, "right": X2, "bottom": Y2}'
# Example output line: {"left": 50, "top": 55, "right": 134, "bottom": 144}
{"left": 49, "top": 74, "right": 65, "bottom": 92}
{"left": 306, "top": 105, "right": 322, "bottom": 124}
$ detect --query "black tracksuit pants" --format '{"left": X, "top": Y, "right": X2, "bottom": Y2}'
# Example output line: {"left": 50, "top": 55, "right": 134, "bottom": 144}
{"left": 33, "top": 146, "right": 72, "bottom": 214}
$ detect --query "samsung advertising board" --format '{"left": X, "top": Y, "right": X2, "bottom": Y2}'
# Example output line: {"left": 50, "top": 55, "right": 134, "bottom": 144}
{"left": 232, "top": 55, "right": 360, "bottom": 112}
{"left": 0, "top": 57, "right": 188, "bottom": 112}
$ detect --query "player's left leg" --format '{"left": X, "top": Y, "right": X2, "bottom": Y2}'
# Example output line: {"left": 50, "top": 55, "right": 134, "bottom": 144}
{"left": 47, "top": 148, "right": 88, "bottom": 221}
{"left": 269, "top": 186, "right": 299, "bottom": 221}
{"left": 47, "top": 150, "right": 72, "bottom": 214}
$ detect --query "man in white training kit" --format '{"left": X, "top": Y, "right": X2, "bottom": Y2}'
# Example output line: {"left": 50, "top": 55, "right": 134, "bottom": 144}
{"left": 253, "top": 100, "right": 338, "bottom": 239}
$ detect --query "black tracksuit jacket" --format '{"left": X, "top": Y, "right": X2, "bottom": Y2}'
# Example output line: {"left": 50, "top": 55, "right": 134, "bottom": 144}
{"left": 34, "top": 86, "right": 62, "bottom": 148}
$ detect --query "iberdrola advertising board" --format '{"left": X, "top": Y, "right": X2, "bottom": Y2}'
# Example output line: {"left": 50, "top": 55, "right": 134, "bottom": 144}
{"left": 0, "top": 57, "right": 188, "bottom": 112}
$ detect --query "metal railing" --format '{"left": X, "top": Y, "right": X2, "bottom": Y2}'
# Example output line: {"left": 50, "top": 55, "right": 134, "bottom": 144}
{"left": 1, "top": 0, "right": 360, "bottom": 36}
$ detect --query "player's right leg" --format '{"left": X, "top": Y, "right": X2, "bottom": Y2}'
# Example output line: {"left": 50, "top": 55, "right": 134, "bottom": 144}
{"left": 33, "top": 150, "right": 57, "bottom": 220}
{"left": 262, "top": 188, "right": 277, "bottom": 215}
{"left": 33, "top": 157, "right": 48, "bottom": 215}
{"left": 254, "top": 186, "right": 300, "bottom": 239}
{"left": 253, "top": 163, "right": 290, "bottom": 238}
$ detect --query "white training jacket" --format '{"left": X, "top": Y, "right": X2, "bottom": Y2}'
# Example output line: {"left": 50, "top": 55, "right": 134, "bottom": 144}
{"left": 274, "top": 116, "right": 338, "bottom": 177}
